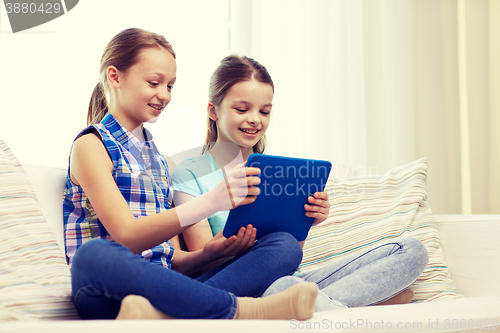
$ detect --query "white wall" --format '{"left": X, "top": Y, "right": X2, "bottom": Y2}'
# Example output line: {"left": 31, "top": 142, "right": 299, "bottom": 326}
{"left": 0, "top": 0, "right": 229, "bottom": 167}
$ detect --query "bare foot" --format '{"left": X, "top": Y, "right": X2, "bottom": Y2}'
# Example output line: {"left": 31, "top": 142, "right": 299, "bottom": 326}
{"left": 375, "top": 289, "right": 414, "bottom": 306}
{"left": 116, "top": 295, "right": 173, "bottom": 319}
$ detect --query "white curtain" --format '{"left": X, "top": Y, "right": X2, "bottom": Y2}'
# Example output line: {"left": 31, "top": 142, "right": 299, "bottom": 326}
{"left": 229, "top": 0, "right": 500, "bottom": 214}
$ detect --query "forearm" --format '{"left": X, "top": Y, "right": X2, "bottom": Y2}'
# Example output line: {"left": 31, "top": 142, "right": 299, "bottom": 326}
{"left": 117, "top": 209, "right": 183, "bottom": 254}
{"left": 174, "top": 191, "right": 218, "bottom": 229}
{"left": 170, "top": 248, "right": 220, "bottom": 276}
{"left": 118, "top": 192, "right": 219, "bottom": 254}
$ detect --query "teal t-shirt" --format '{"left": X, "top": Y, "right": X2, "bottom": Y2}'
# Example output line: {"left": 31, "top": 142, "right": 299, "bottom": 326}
{"left": 171, "top": 152, "right": 229, "bottom": 236}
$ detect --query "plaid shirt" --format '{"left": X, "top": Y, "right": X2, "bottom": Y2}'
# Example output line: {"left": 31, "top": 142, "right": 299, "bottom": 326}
{"left": 63, "top": 113, "right": 174, "bottom": 268}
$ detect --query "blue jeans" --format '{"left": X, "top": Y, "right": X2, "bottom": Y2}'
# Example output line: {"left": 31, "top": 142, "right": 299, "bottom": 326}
{"left": 263, "top": 237, "right": 428, "bottom": 311}
{"left": 71, "top": 232, "right": 302, "bottom": 319}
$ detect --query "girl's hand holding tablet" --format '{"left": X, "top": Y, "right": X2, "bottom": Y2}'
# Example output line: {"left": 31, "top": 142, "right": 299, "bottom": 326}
{"left": 305, "top": 192, "right": 331, "bottom": 226}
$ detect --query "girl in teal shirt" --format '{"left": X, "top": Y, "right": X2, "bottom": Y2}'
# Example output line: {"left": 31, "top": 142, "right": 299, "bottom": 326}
{"left": 172, "top": 55, "right": 428, "bottom": 311}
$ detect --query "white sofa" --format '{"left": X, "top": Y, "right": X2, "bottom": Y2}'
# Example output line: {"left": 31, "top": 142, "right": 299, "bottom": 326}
{"left": 1, "top": 142, "right": 500, "bottom": 332}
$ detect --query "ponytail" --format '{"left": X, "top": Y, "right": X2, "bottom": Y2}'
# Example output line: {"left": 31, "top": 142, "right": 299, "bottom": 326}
{"left": 202, "top": 119, "right": 218, "bottom": 154}
{"left": 87, "top": 83, "right": 108, "bottom": 125}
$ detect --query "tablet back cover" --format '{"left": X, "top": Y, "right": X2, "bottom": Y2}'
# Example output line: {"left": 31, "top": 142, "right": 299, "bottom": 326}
{"left": 223, "top": 154, "right": 332, "bottom": 241}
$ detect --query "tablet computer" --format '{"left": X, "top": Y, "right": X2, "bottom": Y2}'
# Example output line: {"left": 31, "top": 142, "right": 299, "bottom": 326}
{"left": 223, "top": 154, "right": 332, "bottom": 241}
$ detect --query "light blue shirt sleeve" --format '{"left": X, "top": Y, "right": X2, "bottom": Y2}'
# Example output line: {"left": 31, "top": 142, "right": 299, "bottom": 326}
{"left": 171, "top": 162, "right": 202, "bottom": 198}
{"left": 171, "top": 153, "right": 229, "bottom": 236}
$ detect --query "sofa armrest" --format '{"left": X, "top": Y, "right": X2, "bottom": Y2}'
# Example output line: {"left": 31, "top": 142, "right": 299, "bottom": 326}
{"left": 23, "top": 164, "right": 67, "bottom": 254}
{"left": 434, "top": 214, "right": 500, "bottom": 298}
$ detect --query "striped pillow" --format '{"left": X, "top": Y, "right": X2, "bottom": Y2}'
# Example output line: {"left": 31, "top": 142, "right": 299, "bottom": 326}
{"left": 0, "top": 140, "right": 79, "bottom": 320}
{"left": 300, "top": 157, "right": 463, "bottom": 302}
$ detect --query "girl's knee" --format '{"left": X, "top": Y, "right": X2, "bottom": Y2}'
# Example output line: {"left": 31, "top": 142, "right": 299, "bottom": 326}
{"left": 401, "top": 237, "right": 429, "bottom": 273}
{"left": 74, "top": 239, "right": 109, "bottom": 259}
{"left": 72, "top": 239, "right": 123, "bottom": 273}
{"left": 260, "top": 232, "right": 303, "bottom": 266}
{"left": 269, "top": 231, "right": 302, "bottom": 254}
{"left": 262, "top": 276, "right": 306, "bottom": 297}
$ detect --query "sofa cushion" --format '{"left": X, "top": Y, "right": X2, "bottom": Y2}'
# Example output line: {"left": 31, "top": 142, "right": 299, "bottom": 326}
{"left": 300, "top": 157, "right": 462, "bottom": 302}
{"left": 0, "top": 140, "right": 79, "bottom": 320}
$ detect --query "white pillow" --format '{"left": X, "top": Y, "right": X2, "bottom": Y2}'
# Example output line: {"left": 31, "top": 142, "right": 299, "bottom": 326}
{"left": 300, "top": 158, "right": 463, "bottom": 302}
{"left": 0, "top": 140, "right": 79, "bottom": 320}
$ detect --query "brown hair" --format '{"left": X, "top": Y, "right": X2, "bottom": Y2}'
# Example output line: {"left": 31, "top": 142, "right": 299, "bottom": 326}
{"left": 203, "top": 55, "right": 274, "bottom": 154}
{"left": 87, "top": 28, "right": 176, "bottom": 125}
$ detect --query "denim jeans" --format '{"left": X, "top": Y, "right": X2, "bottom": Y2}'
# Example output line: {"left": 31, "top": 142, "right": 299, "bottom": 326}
{"left": 263, "top": 237, "right": 428, "bottom": 312}
{"left": 71, "top": 232, "right": 302, "bottom": 319}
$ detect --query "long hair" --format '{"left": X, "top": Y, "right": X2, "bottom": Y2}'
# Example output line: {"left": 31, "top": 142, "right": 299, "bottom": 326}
{"left": 87, "top": 28, "right": 176, "bottom": 125}
{"left": 203, "top": 55, "right": 274, "bottom": 154}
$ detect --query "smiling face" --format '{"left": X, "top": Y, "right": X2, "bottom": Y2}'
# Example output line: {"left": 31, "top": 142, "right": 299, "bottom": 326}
{"left": 109, "top": 46, "right": 177, "bottom": 133}
{"left": 209, "top": 79, "right": 273, "bottom": 158}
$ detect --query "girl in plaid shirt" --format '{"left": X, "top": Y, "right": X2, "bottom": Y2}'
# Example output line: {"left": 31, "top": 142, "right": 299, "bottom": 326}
{"left": 64, "top": 28, "right": 318, "bottom": 320}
